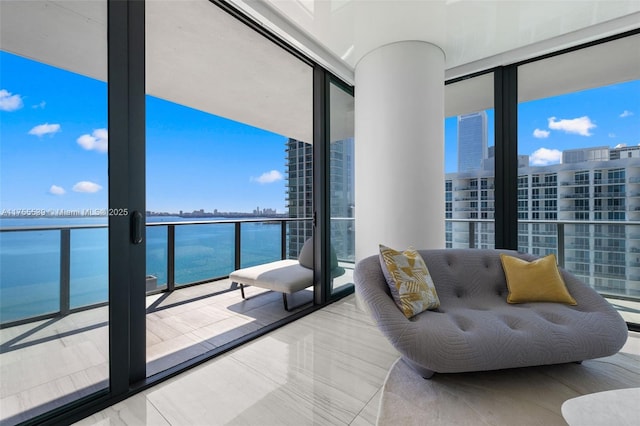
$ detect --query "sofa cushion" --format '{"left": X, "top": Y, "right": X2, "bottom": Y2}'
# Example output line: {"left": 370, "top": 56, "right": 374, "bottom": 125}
{"left": 379, "top": 244, "right": 440, "bottom": 318}
{"left": 500, "top": 253, "right": 577, "bottom": 305}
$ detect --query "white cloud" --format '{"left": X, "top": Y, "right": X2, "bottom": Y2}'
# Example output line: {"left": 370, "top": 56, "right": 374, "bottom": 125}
{"left": 620, "top": 110, "right": 634, "bottom": 118}
{"left": 0, "top": 89, "right": 24, "bottom": 111}
{"left": 533, "top": 128, "right": 550, "bottom": 138}
{"left": 28, "top": 123, "right": 61, "bottom": 137}
{"left": 49, "top": 185, "right": 66, "bottom": 195}
{"left": 530, "top": 148, "right": 562, "bottom": 166}
{"left": 32, "top": 101, "right": 46, "bottom": 109}
{"left": 609, "top": 133, "right": 617, "bottom": 138}
{"left": 251, "top": 170, "right": 284, "bottom": 184}
{"left": 73, "top": 181, "right": 103, "bottom": 193}
{"left": 548, "top": 116, "right": 596, "bottom": 136}
{"left": 77, "top": 128, "right": 108, "bottom": 153}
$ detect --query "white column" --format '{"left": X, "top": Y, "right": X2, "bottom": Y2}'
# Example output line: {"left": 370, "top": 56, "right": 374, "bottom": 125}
{"left": 355, "top": 41, "right": 445, "bottom": 260}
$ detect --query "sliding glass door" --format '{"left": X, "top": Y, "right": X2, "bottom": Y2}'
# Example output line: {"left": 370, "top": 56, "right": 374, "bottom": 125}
{"left": 444, "top": 73, "right": 496, "bottom": 249}
{"left": 0, "top": 1, "right": 111, "bottom": 423}
{"left": 144, "top": 0, "right": 313, "bottom": 376}
{"left": 0, "top": 0, "right": 354, "bottom": 422}
{"left": 329, "top": 81, "right": 355, "bottom": 295}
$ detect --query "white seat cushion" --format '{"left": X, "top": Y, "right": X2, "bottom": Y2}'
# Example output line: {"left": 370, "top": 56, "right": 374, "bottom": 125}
{"left": 229, "top": 260, "right": 313, "bottom": 294}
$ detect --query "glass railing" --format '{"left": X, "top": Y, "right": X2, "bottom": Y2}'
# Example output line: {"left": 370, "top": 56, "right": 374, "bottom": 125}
{"left": 0, "top": 218, "right": 310, "bottom": 326}
{"left": 0, "top": 224, "right": 108, "bottom": 325}
{"left": 446, "top": 218, "right": 640, "bottom": 303}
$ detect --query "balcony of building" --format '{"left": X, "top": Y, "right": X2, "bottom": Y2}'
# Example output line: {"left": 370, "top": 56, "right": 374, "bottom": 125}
{"left": 0, "top": 218, "right": 356, "bottom": 423}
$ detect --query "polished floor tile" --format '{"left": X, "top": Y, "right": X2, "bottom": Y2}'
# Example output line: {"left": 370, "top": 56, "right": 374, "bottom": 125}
{"left": 78, "top": 298, "right": 640, "bottom": 426}
{"left": 4, "top": 286, "right": 638, "bottom": 426}
{"left": 76, "top": 295, "right": 399, "bottom": 426}
{"left": 0, "top": 278, "right": 318, "bottom": 425}
{"left": 377, "top": 349, "right": 640, "bottom": 426}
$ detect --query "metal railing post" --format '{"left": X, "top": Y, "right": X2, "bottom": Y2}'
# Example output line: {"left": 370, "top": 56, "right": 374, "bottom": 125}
{"left": 281, "top": 219, "right": 287, "bottom": 260}
{"left": 469, "top": 221, "right": 476, "bottom": 249}
{"left": 235, "top": 221, "right": 241, "bottom": 270}
{"left": 167, "top": 225, "right": 175, "bottom": 291}
{"left": 557, "top": 223, "right": 565, "bottom": 268}
{"left": 60, "top": 229, "right": 71, "bottom": 316}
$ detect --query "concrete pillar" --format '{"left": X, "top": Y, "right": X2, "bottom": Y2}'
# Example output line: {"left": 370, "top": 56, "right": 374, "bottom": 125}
{"left": 355, "top": 41, "right": 445, "bottom": 260}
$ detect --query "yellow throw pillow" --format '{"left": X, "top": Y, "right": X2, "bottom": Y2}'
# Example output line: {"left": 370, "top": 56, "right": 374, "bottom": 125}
{"left": 379, "top": 245, "right": 440, "bottom": 318}
{"left": 500, "top": 253, "right": 577, "bottom": 305}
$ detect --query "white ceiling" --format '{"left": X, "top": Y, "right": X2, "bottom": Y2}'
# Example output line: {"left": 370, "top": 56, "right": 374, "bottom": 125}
{"left": 237, "top": 0, "right": 640, "bottom": 82}
{"left": 0, "top": 0, "right": 314, "bottom": 142}
{"left": 1, "top": 0, "right": 638, "bottom": 141}
{"left": 146, "top": 0, "right": 313, "bottom": 143}
{"left": 0, "top": 0, "right": 108, "bottom": 82}
{"left": 444, "top": 32, "right": 640, "bottom": 117}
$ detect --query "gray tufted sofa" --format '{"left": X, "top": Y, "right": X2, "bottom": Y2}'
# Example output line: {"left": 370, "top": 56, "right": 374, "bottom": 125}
{"left": 355, "top": 249, "right": 628, "bottom": 378}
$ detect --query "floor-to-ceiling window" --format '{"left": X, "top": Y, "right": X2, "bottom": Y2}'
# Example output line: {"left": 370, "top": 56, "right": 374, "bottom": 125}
{"left": 517, "top": 34, "right": 640, "bottom": 325}
{"left": 329, "top": 81, "right": 355, "bottom": 294}
{"left": 0, "top": 1, "right": 109, "bottom": 423}
{"left": 144, "top": 0, "right": 314, "bottom": 376}
{"left": 443, "top": 33, "right": 640, "bottom": 326}
{"left": 0, "top": 0, "right": 355, "bottom": 423}
{"left": 444, "top": 73, "right": 495, "bottom": 249}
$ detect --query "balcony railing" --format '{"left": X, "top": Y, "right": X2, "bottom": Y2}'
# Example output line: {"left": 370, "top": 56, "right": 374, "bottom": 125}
{"left": 0, "top": 218, "right": 311, "bottom": 327}
{"left": 446, "top": 218, "right": 640, "bottom": 301}
{"left": 594, "top": 178, "right": 626, "bottom": 184}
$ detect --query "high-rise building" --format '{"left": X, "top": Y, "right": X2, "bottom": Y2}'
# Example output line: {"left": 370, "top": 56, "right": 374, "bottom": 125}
{"left": 285, "top": 139, "right": 313, "bottom": 258}
{"left": 457, "top": 111, "right": 488, "bottom": 172}
{"left": 446, "top": 150, "right": 640, "bottom": 297}
{"left": 285, "top": 137, "right": 356, "bottom": 261}
{"left": 329, "top": 138, "right": 355, "bottom": 262}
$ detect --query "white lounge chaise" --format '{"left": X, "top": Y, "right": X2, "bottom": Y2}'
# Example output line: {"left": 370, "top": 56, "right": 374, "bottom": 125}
{"left": 230, "top": 238, "right": 345, "bottom": 311}
{"left": 230, "top": 238, "right": 314, "bottom": 311}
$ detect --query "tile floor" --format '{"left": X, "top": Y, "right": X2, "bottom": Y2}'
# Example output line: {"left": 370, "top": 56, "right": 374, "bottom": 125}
{"left": 75, "top": 295, "right": 399, "bottom": 425}
{"left": 0, "top": 278, "right": 322, "bottom": 425}
{"left": 74, "top": 297, "right": 640, "bottom": 426}
{"left": 2, "top": 280, "right": 638, "bottom": 425}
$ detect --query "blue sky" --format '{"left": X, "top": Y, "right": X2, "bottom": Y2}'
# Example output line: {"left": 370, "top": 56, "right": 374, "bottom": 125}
{"left": 1, "top": 51, "right": 288, "bottom": 214}
{"left": 1, "top": 50, "right": 639, "bottom": 213}
{"left": 445, "top": 79, "right": 640, "bottom": 172}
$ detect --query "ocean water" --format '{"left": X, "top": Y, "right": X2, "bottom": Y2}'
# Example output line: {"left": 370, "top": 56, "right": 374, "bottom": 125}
{"left": 0, "top": 217, "right": 282, "bottom": 323}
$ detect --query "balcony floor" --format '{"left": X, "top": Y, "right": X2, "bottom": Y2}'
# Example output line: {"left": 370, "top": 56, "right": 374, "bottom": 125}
{"left": 0, "top": 278, "right": 320, "bottom": 425}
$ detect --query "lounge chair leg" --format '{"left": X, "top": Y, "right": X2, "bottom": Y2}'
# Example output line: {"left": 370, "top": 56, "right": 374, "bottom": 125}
{"left": 239, "top": 283, "right": 246, "bottom": 299}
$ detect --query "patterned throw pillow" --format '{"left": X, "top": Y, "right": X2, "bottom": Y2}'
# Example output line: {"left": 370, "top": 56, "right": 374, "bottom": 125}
{"left": 379, "top": 244, "right": 440, "bottom": 318}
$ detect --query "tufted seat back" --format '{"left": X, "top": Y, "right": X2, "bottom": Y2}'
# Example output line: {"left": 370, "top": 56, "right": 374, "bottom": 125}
{"left": 422, "top": 249, "right": 536, "bottom": 308}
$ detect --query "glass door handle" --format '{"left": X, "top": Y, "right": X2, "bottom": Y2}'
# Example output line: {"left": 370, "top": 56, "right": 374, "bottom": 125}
{"left": 131, "top": 210, "right": 143, "bottom": 244}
